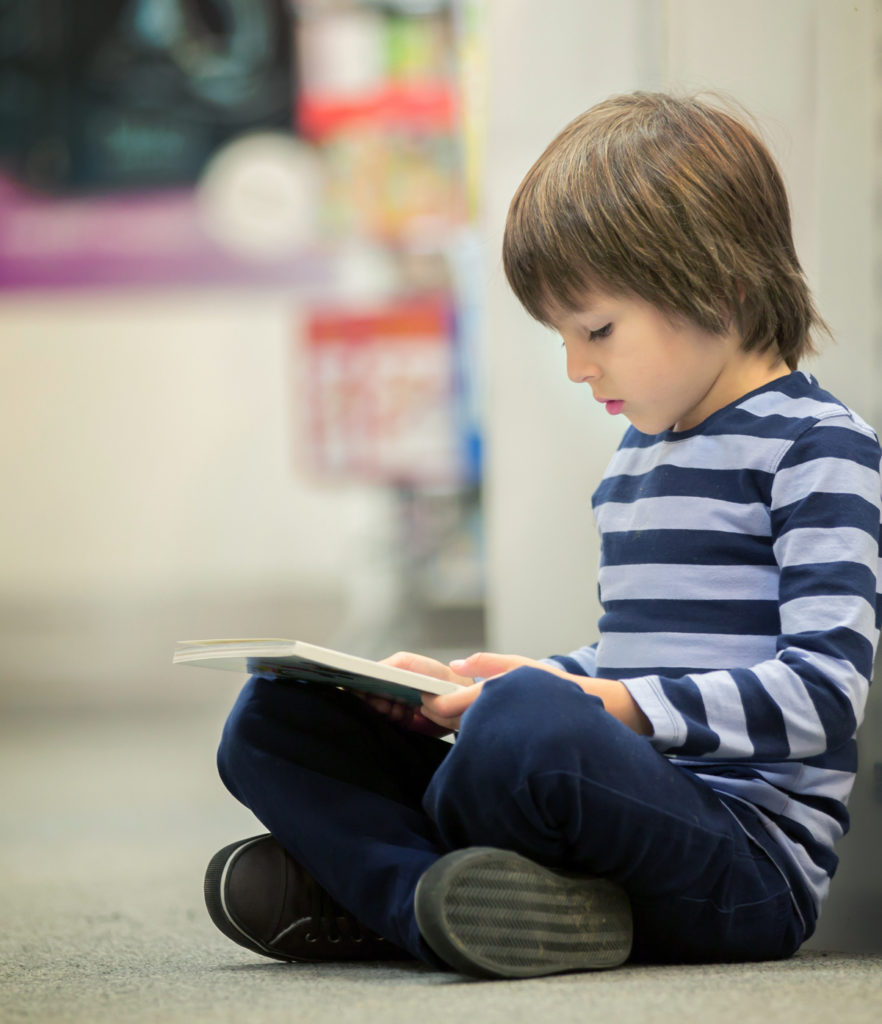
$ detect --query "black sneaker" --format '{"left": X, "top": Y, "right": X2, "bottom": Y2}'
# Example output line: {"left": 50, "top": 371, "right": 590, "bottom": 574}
{"left": 204, "top": 834, "right": 404, "bottom": 963}
{"left": 414, "top": 847, "right": 632, "bottom": 979}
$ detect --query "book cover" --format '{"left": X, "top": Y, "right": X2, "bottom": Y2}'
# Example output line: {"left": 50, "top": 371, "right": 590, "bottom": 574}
{"left": 173, "top": 638, "right": 461, "bottom": 706}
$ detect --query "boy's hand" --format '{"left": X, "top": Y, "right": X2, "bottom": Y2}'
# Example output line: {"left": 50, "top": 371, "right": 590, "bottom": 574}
{"left": 358, "top": 651, "right": 474, "bottom": 737}
{"left": 420, "top": 652, "right": 653, "bottom": 736}
{"left": 448, "top": 652, "right": 565, "bottom": 680}
{"left": 419, "top": 652, "right": 568, "bottom": 733}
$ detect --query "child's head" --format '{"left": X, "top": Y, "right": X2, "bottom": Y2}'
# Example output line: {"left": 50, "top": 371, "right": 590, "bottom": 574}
{"left": 502, "top": 91, "right": 824, "bottom": 370}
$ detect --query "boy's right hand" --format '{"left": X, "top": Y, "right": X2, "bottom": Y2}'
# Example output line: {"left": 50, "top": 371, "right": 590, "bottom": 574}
{"left": 370, "top": 651, "right": 566, "bottom": 734}
{"left": 359, "top": 651, "right": 474, "bottom": 736}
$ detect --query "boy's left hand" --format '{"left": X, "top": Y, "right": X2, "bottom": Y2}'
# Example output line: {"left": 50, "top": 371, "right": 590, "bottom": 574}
{"left": 436, "top": 652, "right": 653, "bottom": 736}
{"left": 419, "top": 652, "right": 568, "bottom": 732}
{"left": 361, "top": 650, "right": 575, "bottom": 736}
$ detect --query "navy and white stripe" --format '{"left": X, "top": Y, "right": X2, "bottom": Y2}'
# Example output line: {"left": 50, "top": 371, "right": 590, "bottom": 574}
{"left": 551, "top": 372, "right": 881, "bottom": 924}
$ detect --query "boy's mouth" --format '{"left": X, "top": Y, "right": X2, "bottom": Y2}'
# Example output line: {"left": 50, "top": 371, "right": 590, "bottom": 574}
{"left": 595, "top": 396, "right": 625, "bottom": 415}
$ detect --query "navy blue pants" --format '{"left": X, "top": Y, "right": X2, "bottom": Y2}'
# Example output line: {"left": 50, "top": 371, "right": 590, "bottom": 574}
{"left": 217, "top": 668, "right": 808, "bottom": 964}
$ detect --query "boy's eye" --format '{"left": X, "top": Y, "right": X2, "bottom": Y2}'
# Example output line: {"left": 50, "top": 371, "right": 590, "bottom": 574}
{"left": 589, "top": 323, "right": 613, "bottom": 341}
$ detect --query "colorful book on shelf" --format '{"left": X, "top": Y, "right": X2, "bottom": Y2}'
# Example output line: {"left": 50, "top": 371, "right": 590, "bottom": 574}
{"left": 173, "top": 638, "right": 460, "bottom": 706}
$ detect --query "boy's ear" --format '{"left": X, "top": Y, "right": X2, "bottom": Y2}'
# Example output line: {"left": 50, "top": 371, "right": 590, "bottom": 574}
{"left": 736, "top": 281, "right": 747, "bottom": 303}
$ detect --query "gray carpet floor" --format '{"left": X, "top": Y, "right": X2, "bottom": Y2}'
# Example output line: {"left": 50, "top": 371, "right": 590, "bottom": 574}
{"left": 2, "top": 702, "right": 880, "bottom": 1024}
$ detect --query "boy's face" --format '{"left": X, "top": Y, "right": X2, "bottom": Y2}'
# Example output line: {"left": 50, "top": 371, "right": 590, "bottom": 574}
{"left": 553, "top": 292, "right": 784, "bottom": 435}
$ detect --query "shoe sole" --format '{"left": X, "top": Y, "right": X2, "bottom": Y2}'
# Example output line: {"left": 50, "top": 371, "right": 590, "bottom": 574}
{"left": 204, "top": 834, "right": 297, "bottom": 962}
{"left": 414, "top": 847, "right": 632, "bottom": 979}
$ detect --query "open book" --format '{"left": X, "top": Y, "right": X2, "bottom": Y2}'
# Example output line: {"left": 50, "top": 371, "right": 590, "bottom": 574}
{"left": 173, "top": 638, "right": 461, "bottom": 706}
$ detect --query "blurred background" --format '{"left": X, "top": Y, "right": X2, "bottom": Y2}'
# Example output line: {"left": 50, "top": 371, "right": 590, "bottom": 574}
{"left": 1, "top": 0, "right": 880, "bottom": 957}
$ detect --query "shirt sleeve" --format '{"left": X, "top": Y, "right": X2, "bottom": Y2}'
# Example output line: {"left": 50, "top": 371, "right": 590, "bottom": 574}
{"left": 623, "top": 418, "right": 881, "bottom": 761}
{"left": 544, "top": 644, "right": 598, "bottom": 676}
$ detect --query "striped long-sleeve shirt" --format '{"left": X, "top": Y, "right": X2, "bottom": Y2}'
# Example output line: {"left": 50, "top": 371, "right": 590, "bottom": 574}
{"left": 549, "top": 371, "right": 882, "bottom": 929}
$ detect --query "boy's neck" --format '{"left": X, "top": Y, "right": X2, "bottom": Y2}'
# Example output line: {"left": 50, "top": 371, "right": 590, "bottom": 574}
{"left": 674, "top": 349, "right": 790, "bottom": 433}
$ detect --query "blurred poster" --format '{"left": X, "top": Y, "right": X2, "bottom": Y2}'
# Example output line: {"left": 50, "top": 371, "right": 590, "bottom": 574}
{"left": 0, "top": 0, "right": 308, "bottom": 289}
{"left": 302, "top": 298, "right": 464, "bottom": 484}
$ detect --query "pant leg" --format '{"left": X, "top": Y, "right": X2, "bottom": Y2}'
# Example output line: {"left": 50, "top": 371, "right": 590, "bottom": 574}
{"left": 216, "top": 675, "right": 450, "bottom": 958}
{"left": 423, "top": 668, "right": 807, "bottom": 963}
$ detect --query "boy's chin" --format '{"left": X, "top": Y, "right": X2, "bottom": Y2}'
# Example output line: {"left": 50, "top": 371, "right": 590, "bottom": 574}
{"left": 625, "top": 413, "right": 670, "bottom": 435}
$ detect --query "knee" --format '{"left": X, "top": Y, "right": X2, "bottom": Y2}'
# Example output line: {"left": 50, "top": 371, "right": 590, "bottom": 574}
{"left": 216, "top": 675, "right": 376, "bottom": 799}
{"left": 436, "top": 668, "right": 606, "bottom": 796}
{"left": 424, "top": 668, "right": 607, "bottom": 851}
{"left": 461, "top": 668, "right": 606, "bottom": 761}
{"left": 216, "top": 675, "right": 279, "bottom": 796}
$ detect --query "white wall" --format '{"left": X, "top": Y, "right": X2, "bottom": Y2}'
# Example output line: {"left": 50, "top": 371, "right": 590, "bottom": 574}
{"left": 481, "top": 0, "right": 664, "bottom": 658}
{"left": 663, "top": 0, "right": 877, "bottom": 418}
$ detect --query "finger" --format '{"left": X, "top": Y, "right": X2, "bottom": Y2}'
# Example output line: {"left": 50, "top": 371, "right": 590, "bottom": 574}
{"left": 387, "top": 701, "right": 409, "bottom": 723}
{"left": 417, "top": 701, "right": 462, "bottom": 732}
{"left": 381, "top": 651, "right": 452, "bottom": 680}
{"left": 407, "top": 708, "right": 455, "bottom": 738}
{"left": 422, "top": 681, "right": 482, "bottom": 718}
{"left": 380, "top": 650, "right": 422, "bottom": 669}
{"left": 358, "top": 693, "right": 393, "bottom": 715}
{"left": 448, "top": 652, "right": 531, "bottom": 679}
{"left": 358, "top": 693, "right": 414, "bottom": 720}
{"left": 420, "top": 683, "right": 484, "bottom": 732}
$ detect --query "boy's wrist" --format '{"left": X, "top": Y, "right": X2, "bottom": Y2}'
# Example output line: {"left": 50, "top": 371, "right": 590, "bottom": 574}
{"left": 573, "top": 677, "right": 652, "bottom": 736}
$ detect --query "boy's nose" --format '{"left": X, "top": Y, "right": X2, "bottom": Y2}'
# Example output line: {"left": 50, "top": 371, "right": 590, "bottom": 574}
{"left": 566, "top": 352, "right": 599, "bottom": 384}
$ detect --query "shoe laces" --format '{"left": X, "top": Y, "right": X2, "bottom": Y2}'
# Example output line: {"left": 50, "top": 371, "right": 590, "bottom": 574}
{"left": 304, "top": 881, "right": 368, "bottom": 944}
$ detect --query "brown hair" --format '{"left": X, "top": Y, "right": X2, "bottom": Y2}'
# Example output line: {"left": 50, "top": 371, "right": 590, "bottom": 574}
{"left": 502, "top": 92, "right": 826, "bottom": 368}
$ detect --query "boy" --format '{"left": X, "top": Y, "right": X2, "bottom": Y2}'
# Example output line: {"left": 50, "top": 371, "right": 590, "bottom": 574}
{"left": 204, "top": 92, "right": 881, "bottom": 977}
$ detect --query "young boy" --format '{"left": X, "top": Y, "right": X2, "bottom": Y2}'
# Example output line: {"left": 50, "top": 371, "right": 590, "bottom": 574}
{"left": 204, "top": 92, "right": 881, "bottom": 977}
